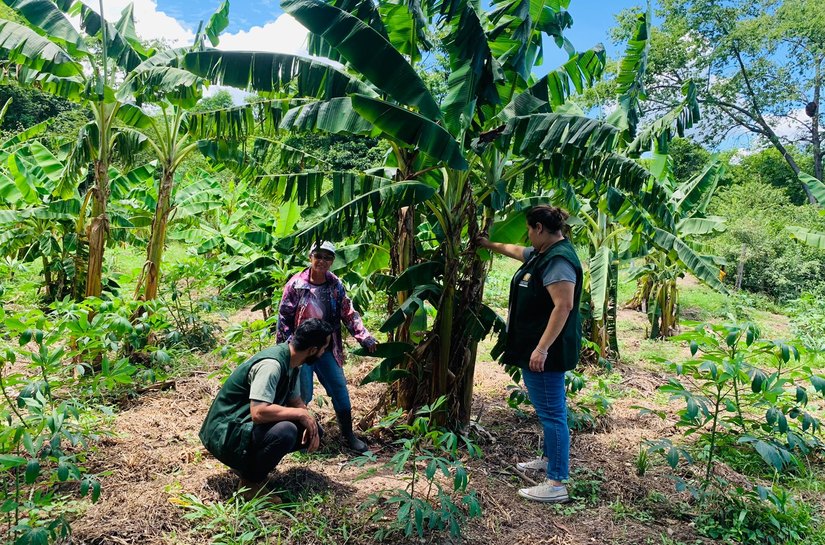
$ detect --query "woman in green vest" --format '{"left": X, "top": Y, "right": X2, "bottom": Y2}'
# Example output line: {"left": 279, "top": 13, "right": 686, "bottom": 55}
{"left": 478, "top": 205, "right": 582, "bottom": 504}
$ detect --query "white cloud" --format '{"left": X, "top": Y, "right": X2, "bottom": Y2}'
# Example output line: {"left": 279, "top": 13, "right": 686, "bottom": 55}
{"left": 80, "top": 0, "right": 195, "bottom": 46}
{"left": 217, "top": 14, "right": 308, "bottom": 55}
{"left": 767, "top": 107, "right": 810, "bottom": 142}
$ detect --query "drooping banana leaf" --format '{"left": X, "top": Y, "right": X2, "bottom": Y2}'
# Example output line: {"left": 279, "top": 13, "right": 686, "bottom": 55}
{"left": 0, "top": 19, "right": 82, "bottom": 77}
{"left": 198, "top": 0, "right": 230, "bottom": 48}
{"left": 441, "top": 2, "right": 501, "bottom": 135}
{"left": 282, "top": 0, "right": 441, "bottom": 119}
{"left": 117, "top": 66, "right": 204, "bottom": 108}
{"left": 674, "top": 158, "right": 724, "bottom": 216}
{"left": 626, "top": 81, "right": 700, "bottom": 157}
{"left": 258, "top": 171, "right": 327, "bottom": 206}
{"left": 187, "top": 99, "right": 309, "bottom": 141}
{"left": 787, "top": 226, "right": 825, "bottom": 250}
{"left": 115, "top": 103, "right": 154, "bottom": 130}
{"left": 379, "top": 0, "right": 432, "bottom": 63}
{"left": 277, "top": 178, "right": 436, "bottom": 251}
{"left": 651, "top": 227, "right": 726, "bottom": 293}
{"left": 379, "top": 283, "right": 442, "bottom": 333}
{"left": 514, "top": 46, "right": 605, "bottom": 115}
{"left": 605, "top": 11, "right": 649, "bottom": 140}
{"left": 387, "top": 260, "right": 444, "bottom": 294}
{"left": 676, "top": 216, "right": 726, "bottom": 236}
{"left": 351, "top": 95, "right": 468, "bottom": 170}
{"left": 799, "top": 172, "right": 825, "bottom": 204}
{"left": 279, "top": 97, "right": 376, "bottom": 136}
{"left": 307, "top": 0, "right": 389, "bottom": 62}
{"left": 589, "top": 245, "right": 611, "bottom": 321}
{"left": 80, "top": 3, "right": 151, "bottom": 72}
{"left": 1, "top": 0, "right": 88, "bottom": 56}
{"left": 488, "top": 0, "right": 534, "bottom": 80}
{"left": 183, "top": 50, "right": 378, "bottom": 100}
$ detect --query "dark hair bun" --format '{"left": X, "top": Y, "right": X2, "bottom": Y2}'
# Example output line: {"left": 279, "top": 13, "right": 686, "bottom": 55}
{"left": 526, "top": 205, "right": 569, "bottom": 233}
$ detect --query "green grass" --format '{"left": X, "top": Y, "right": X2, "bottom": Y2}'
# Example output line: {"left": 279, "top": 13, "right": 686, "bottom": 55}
{"left": 106, "top": 242, "right": 196, "bottom": 296}
{"left": 483, "top": 254, "right": 520, "bottom": 311}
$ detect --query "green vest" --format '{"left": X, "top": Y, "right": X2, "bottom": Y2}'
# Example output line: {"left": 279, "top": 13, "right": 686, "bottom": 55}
{"left": 198, "top": 344, "right": 297, "bottom": 470}
{"left": 502, "top": 239, "right": 583, "bottom": 372}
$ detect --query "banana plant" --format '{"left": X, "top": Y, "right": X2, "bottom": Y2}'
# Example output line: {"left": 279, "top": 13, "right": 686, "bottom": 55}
{"left": 0, "top": 0, "right": 155, "bottom": 297}
{"left": 625, "top": 158, "right": 727, "bottom": 338}
{"left": 0, "top": 138, "right": 153, "bottom": 301}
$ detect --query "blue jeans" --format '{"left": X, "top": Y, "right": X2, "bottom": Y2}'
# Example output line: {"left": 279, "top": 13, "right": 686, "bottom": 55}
{"left": 521, "top": 369, "right": 570, "bottom": 481}
{"left": 300, "top": 351, "right": 352, "bottom": 412}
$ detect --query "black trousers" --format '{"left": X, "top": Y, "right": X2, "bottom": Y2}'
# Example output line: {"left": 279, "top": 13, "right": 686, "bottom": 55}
{"left": 240, "top": 419, "right": 322, "bottom": 482}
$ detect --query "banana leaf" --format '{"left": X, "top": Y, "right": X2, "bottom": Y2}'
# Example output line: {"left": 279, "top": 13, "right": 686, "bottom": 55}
{"left": 282, "top": 0, "right": 441, "bottom": 119}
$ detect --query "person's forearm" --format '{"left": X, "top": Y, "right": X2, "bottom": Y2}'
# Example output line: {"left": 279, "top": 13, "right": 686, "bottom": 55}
{"left": 536, "top": 307, "right": 572, "bottom": 353}
{"left": 250, "top": 403, "right": 308, "bottom": 425}
{"left": 483, "top": 240, "right": 525, "bottom": 261}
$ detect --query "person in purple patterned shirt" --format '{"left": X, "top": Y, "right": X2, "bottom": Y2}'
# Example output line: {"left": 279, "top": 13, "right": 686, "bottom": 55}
{"left": 277, "top": 241, "right": 377, "bottom": 453}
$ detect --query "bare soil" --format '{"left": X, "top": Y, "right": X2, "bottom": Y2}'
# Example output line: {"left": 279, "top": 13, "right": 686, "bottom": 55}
{"left": 69, "top": 306, "right": 787, "bottom": 545}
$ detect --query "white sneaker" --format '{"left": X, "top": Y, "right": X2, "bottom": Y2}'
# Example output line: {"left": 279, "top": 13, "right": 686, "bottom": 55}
{"left": 516, "top": 457, "right": 548, "bottom": 472}
{"left": 517, "top": 480, "right": 569, "bottom": 503}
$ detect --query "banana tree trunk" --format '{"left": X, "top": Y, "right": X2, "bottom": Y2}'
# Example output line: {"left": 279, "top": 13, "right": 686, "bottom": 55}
{"left": 607, "top": 260, "right": 620, "bottom": 356}
{"left": 41, "top": 255, "right": 51, "bottom": 300}
{"left": 454, "top": 214, "right": 491, "bottom": 429}
{"left": 813, "top": 57, "right": 822, "bottom": 183}
{"left": 142, "top": 170, "right": 174, "bottom": 302}
{"left": 85, "top": 159, "right": 110, "bottom": 298}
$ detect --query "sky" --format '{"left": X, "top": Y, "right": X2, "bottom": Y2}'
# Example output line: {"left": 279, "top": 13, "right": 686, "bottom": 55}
{"left": 115, "top": 0, "right": 642, "bottom": 59}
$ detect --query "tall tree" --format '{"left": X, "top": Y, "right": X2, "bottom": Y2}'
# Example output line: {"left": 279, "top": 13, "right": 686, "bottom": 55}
{"left": 619, "top": 0, "right": 825, "bottom": 203}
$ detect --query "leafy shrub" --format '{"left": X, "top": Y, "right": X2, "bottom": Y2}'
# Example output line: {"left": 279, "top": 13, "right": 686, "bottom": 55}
{"left": 351, "top": 397, "right": 482, "bottom": 540}
{"left": 0, "top": 324, "right": 106, "bottom": 544}
{"left": 707, "top": 180, "right": 825, "bottom": 301}
{"left": 158, "top": 258, "right": 222, "bottom": 352}
{"left": 788, "top": 290, "right": 825, "bottom": 353}
{"left": 641, "top": 322, "right": 824, "bottom": 490}
{"left": 696, "top": 485, "right": 821, "bottom": 545}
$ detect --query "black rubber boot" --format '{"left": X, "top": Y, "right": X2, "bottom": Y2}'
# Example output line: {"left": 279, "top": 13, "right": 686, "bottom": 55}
{"left": 336, "top": 410, "right": 368, "bottom": 453}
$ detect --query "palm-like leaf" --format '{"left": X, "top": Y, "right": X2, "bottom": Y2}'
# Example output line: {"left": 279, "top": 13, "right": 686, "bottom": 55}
{"left": 0, "top": 19, "right": 82, "bottom": 77}
{"left": 183, "top": 50, "right": 377, "bottom": 100}
{"left": 787, "top": 226, "right": 825, "bottom": 250}
{"left": 278, "top": 178, "right": 436, "bottom": 250}
{"left": 282, "top": 0, "right": 441, "bottom": 119}
{"left": 1, "top": 0, "right": 88, "bottom": 56}
{"left": 351, "top": 95, "right": 468, "bottom": 169}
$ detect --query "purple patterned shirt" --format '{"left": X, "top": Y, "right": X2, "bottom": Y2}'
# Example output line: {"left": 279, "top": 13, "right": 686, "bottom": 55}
{"left": 276, "top": 268, "right": 375, "bottom": 367}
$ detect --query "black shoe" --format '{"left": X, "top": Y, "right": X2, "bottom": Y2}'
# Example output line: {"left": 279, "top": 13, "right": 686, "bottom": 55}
{"left": 336, "top": 410, "right": 368, "bottom": 453}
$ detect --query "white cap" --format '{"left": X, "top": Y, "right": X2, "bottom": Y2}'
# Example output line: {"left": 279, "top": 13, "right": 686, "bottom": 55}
{"left": 310, "top": 241, "right": 336, "bottom": 255}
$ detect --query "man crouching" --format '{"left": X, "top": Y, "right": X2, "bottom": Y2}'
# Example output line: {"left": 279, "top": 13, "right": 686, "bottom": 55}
{"left": 200, "top": 318, "right": 333, "bottom": 498}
